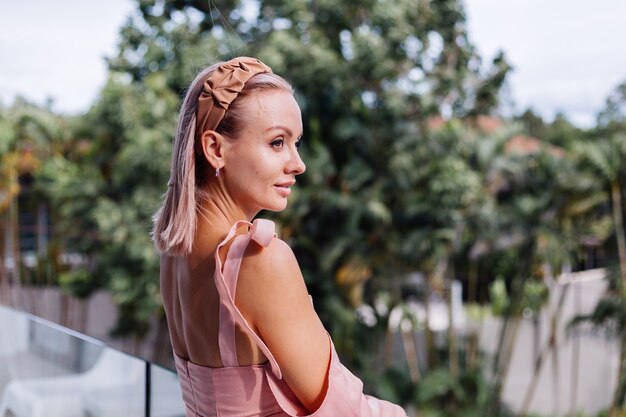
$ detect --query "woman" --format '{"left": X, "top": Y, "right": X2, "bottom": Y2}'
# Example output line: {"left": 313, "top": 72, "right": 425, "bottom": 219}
{"left": 153, "top": 56, "right": 407, "bottom": 417}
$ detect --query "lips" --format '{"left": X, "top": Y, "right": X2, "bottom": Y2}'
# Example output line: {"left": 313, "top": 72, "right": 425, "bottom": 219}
{"left": 274, "top": 181, "right": 295, "bottom": 196}
{"left": 275, "top": 180, "right": 295, "bottom": 188}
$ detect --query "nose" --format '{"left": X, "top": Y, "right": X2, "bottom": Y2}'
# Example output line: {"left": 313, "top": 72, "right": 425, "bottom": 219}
{"left": 287, "top": 146, "right": 306, "bottom": 175}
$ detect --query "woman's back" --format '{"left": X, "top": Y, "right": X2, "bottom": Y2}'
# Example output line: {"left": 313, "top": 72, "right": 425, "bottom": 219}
{"left": 159, "top": 222, "right": 268, "bottom": 367}
{"left": 161, "top": 221, "right": 290, "bottom": 416}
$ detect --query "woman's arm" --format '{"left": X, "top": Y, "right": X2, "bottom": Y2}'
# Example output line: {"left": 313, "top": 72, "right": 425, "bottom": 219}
{"left": 237, "top": 237, "right": 331, "bottom": 413}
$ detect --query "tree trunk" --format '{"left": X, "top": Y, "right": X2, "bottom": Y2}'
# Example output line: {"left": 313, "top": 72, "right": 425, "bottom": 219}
{"left": 569, "top": 278, "right": 581, "bottom": 417}
{"left": 425, "top": 273, "right": 436, "bottom": 369}
{"left": 612, "top": 181, "right": 626, "bottom": 291}
{"left": 532, "top": 316, "right": 540, "bottom": 365}
{"left": 468, "top": 261, "right": 478, "bottom": 303}
{"left": 383, "top": 329, "right": 394, "bottom": 368}
{"left": 610, "top": 181, "right": 626, "bottom": 415}
{"left": 447, "top": 270, "right": 459, "bottom": 378}
{"left": 611, "top": 335, "right": 626, "bottom": 417}
{"left": 9, "top": 196, "right": 21, "bottom": 293}
{"left": 402, "top": 330, "right": 421, "bottom": 383}
{"left": 490, "top": 313, "right": 509, "bottom": 410}
{"left": 466, "top": 331, "right": 478, "bottom": 370}
{"left": 551, "top": 319, "right": 561, "bottom": 417}
{"left": 496, "top": 315, "right": 520, "bottom": 398}
{"left": 489, "top": 314, "right": 522, "bottom": 416}
{"left": 0, "top": 212, "right": 8, "bottom": 305}
{"left": 519, "top": 281, "right": 570, "bottom": 417}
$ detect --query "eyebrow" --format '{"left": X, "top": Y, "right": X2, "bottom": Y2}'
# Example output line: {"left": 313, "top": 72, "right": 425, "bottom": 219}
{"left": 264, "top": 125, "right": 303, "bottom": 139}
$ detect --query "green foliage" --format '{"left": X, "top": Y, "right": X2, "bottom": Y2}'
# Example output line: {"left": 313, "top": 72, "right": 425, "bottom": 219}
{"left": 370, "top": 364, "right": 416, "bottom": 406}
{"left": 574, "top": 134, "right": 626, "bottom": 185}
{"left": 30, "top": 73, "right": 178, "bottom": 336}
{"left": 414, "top": 366, "right": 495, "bottom": 417}
{"left": 569, "top": 267, "right": 626, "bottom": 338}
{"left": 488, "top": 275, "right": 549, "bottom": 319}
{"left": 489, "top": 278, "right": 509, "bottom": 316}
{"left": 598, "top": 81, "right": 626, "bottom": 130}
{"left": 570, "top": 294, "right": 626, "bottom": 337}
{"left": 522, "top": 279, "right": 549, "bottom": 316}
{"left": 58, "top": 269, "right": 99, "bottom": 299}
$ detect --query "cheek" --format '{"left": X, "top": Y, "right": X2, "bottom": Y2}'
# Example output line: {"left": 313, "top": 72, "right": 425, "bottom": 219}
{"left": 250, "top": 153, "right": 280, "bottom": 177}
{"left": 231, "top": 154, "right": 273, "bottom": 189}
{"left": 228, "top": 146, "right": 284, "bottom": 186}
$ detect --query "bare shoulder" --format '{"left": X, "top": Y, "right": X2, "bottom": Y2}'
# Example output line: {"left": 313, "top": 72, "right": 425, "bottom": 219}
{"left": 237, "top": 237, "right": 309, "bottom": 311}
{"left": 244, "top": 236, "right": 301, "bottom": 273}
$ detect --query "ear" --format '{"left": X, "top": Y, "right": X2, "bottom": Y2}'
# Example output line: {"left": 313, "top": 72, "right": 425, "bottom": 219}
{"left": 199, "top": 130, "right": 224, "bottom": 170}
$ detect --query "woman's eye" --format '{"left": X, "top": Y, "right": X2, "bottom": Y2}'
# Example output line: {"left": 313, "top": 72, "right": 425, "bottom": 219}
{"left": 270, "top": 139, "right": 284, "bottom": 149}
{"left": 295, "top": 138, "right": 303, "bottom": 149}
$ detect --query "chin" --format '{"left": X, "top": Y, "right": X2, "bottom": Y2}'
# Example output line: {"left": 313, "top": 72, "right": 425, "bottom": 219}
{"left": 265, "top": 201, "right": 289, "bottom": 212}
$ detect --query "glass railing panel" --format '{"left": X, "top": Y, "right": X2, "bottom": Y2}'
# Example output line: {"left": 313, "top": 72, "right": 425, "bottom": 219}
{"left": 0, "top": 304, "right": 154, "bottom": 417}
{"left": 150, "top": 363, "right": 185, "bottom": 417}
{"left": 79, "top": 347, "right": 147, "bottom": 417}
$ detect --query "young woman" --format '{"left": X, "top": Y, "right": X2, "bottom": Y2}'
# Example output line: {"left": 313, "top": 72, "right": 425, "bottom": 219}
{"left": 153, "top": 56, "right": 406, "bottom": 417}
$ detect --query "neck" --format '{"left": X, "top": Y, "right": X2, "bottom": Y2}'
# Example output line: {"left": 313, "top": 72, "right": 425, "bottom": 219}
{"left": 194, "top": 181, "right": 257, "bottom": 248}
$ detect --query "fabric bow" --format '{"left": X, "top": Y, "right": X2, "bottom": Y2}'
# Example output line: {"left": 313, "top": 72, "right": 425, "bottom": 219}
{"left": 196, "top": 57, "right": 273, "bottom": 135}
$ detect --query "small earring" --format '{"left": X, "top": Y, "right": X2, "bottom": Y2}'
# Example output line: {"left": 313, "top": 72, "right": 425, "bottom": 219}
{"left": 215, "top": 167, "right": 220, "bottom": 177}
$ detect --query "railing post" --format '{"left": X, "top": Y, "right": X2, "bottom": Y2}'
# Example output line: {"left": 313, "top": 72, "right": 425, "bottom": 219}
{"left": 145, "top": 361, "right": 151, "bottom": 417}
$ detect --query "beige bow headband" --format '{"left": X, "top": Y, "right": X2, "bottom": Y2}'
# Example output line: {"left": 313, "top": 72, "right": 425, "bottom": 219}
{"left": 196, "top": 56, "right": 273, "bottom": 134}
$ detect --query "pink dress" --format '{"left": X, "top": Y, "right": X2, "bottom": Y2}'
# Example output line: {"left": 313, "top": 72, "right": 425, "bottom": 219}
{"left": 173, "top": 219, "right": 407, "bottom": 417}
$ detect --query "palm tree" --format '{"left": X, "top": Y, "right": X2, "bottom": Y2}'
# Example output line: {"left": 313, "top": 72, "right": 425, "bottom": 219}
{"left": 574, "top": 133, "right": 626, "bottom": 415}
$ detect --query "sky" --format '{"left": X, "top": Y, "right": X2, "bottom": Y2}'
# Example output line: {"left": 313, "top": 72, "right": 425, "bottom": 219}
{"left": 465, "top": 0, "right": 626, "bottom": 127}
{"left": 1, "top": 0, "right": 625, "bottom": 128}
{"left": 0, "top": 0, "right": 134, "bottom": 114}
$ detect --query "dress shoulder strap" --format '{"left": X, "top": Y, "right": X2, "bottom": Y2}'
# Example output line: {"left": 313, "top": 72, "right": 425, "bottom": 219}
{"left": 214, "top": 218, "right": 283, "bottom": 378}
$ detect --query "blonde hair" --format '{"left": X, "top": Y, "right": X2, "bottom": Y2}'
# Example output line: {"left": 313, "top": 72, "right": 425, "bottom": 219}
{"left": 152, "top": 62, "right": 293, "bottom": 255}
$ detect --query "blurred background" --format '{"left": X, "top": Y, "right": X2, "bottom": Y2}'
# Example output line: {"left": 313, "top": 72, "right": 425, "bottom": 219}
{"left": 1, "top": 1, "right": 626, "bottom": 416}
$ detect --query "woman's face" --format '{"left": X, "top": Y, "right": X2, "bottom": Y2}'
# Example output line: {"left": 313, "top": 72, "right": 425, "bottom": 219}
{"left": 222, "top": 89, "right": 306, "bottom": 217}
